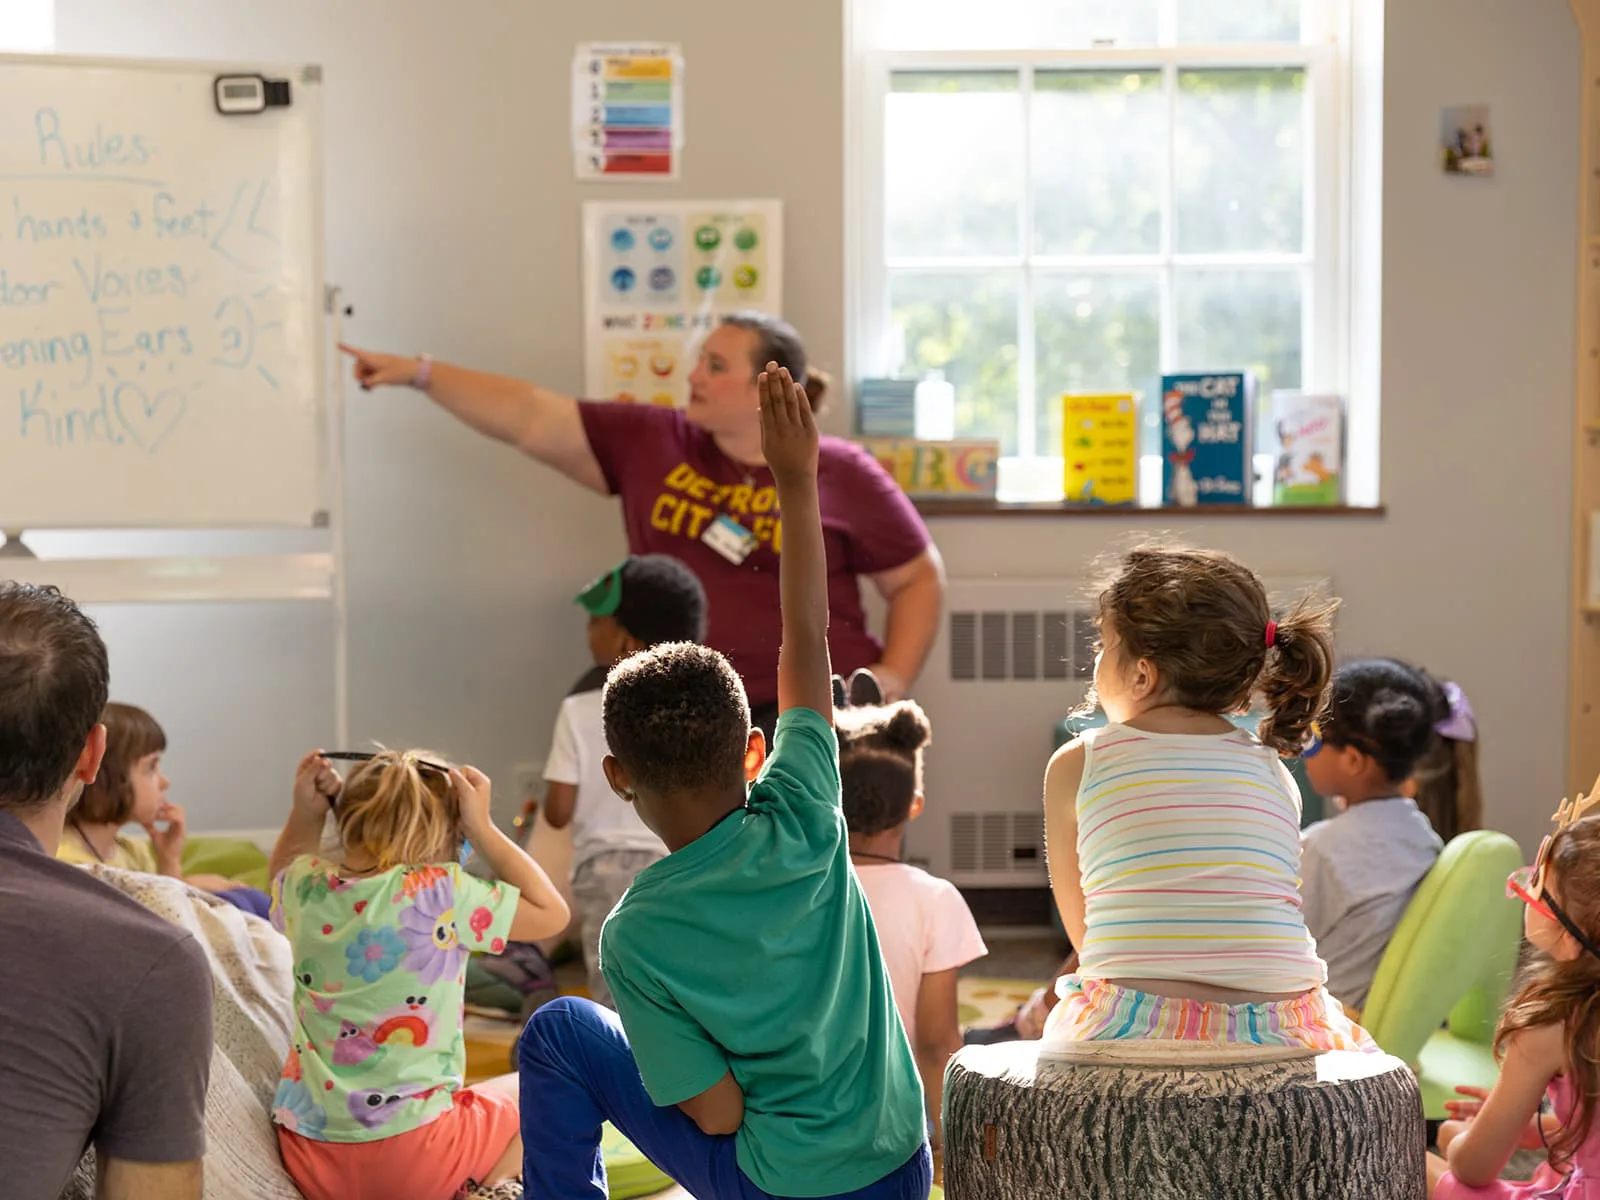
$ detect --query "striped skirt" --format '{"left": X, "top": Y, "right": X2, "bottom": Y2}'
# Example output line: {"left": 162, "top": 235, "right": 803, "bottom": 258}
{"left": 1045, "top": 975, "right": 1377, "bottom": 1052}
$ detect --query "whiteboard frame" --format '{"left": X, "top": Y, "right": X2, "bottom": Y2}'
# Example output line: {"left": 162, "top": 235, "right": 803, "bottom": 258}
{"left": 0, "top": 52, "right": 346, "bottom": 746}
{"left": 0, "top": 50, "right": 331, "bottom": 530}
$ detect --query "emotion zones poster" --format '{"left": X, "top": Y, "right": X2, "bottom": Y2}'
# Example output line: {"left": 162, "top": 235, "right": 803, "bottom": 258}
{"left": 582, "top": 200, "right": 784, "bottom": 405}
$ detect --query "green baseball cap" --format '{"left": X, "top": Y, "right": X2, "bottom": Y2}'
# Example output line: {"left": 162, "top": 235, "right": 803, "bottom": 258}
{"left": 575, "top": 559, "right": 629, "bottom": 617}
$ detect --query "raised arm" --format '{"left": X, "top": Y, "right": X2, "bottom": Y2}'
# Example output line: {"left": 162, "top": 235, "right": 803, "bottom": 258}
{"left": 270, "top": 751, "right": 341, "bottom": 881}
{"left": 454, "top": 767, "right": 571, "bottom": 943}
{"left": 340, "top": 345, "right": 606, "bottom": 493}
{"left": 760, "top": 365, "right": 831, "bottom": 718}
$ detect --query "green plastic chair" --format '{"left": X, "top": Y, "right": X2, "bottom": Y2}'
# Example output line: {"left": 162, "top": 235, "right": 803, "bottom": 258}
{"left": 1358, "top": 830, "right": 1525, "bottom": 1120}
{"left": 600, "top": 1120, "right": 676, "bottom": 1198}
{"left": 180, "top": 835, "right": 271, "bottom": 890}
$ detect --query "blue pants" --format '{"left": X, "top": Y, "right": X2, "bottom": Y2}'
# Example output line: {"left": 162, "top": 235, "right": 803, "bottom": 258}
{"left": 518, "top": 996, "right": 931, "bottom": 1200}
{"left": 214, "top": 885, "right": 271, "bottom": 920}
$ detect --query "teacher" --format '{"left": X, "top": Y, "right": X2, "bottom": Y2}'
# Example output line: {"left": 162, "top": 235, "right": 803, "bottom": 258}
{"left": 341, "top": 312, "right": 944, "bottom": 733}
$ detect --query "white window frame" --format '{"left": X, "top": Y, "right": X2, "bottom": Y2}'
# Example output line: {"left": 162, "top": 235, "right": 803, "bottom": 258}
{"left": 845, "top": 1, "right": 1360, "bottom": 501}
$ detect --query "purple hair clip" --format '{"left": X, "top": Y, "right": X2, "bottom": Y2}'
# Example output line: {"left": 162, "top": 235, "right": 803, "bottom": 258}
{"left": 1434, "top": 681, "right": 1477, "bottom": 743}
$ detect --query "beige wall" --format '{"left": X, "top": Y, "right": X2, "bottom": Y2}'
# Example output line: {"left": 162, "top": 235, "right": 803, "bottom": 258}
{"left": 52, "top": 0, "right": 844, "bottom": 827}
{"left": 54, "top": 0, "right": 1578, "bottom": 852}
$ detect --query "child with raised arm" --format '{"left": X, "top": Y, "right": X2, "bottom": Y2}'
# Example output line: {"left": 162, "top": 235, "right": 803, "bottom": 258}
{"left": 268, "top": 750, "right": 568, "bottom": 1200}
{"left": 517, "top": 365, "right": 931, "bottom": 1200}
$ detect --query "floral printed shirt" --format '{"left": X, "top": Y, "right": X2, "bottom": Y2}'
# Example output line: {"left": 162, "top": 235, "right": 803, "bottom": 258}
{"left": 269, "top": 857, "right": 519, "bottom": 1142}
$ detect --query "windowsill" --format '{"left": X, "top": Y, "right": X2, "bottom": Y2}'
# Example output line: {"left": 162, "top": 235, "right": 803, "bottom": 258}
{"left": 913, "top": 499, "right": 1387, "bottom": 518}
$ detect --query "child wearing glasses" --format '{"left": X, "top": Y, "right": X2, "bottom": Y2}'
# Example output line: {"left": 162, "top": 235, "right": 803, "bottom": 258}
{"left": 541, "top": 553, "right": 707, "bottom": 1006}
{"left": 1041, "top": 544, "right": 1373, "bottom": 1053}
{"left": 1298, "top": 658, "right": 1450, "bottom": 1014}
{"left": 267, "top": 749, "right": 568, "bottom": 1200}
{"left": 1430, "top": 802, "right": 1600, "bottom": 1197}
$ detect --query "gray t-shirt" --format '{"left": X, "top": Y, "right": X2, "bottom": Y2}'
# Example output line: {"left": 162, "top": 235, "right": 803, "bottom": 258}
{"left": 1300, "top": 797, "right": 1444, "bottom": 1010}
{"left": 0, "top": 810, "right": 211, "bottom": 1197}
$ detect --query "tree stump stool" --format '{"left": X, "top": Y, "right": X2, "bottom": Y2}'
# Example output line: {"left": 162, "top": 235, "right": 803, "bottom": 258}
{"left": 943, "top": 1041, "right": 1424, "bottom": 1199}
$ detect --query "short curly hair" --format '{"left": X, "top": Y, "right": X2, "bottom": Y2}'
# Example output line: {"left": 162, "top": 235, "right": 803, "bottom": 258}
{"left": 614, "top": 555, "right": 708, "bottom": 647}
{"left": 602, "top": 642, "right": 750, "bottom": 794}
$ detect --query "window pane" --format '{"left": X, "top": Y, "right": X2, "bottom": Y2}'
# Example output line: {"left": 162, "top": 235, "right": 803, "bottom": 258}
{"left": 888, "top": 73, "right": 1023, "bottom": 257}
{"left": 1177, "top": 0, "right": 1303, "bottom": 43}
{"left": 1034, "top": 274, "right": 1161, "bottom": 461}
{"left": 1173, "top": 267, "right": 1302, "bottom": 403}
{"left": 1033, "top": 71, "right": 1165, "bottom": 256}
{"left": 0, "top": 0, "right": 52, "bottom": 50}
{"left": 1174, "top": 69, "right": 1306, "bottom": 253}
{"left": 873, "top": 0, "right": 1158, "bottom": 50}
{"left": 889, "top": 272, "right": 1021, "bottom": 454}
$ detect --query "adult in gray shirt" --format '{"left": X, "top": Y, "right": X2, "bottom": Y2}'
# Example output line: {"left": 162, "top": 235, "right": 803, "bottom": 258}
{"left": 1300, "top": 658, "right": 1451, "bottom": 1012}
{"left": 0, "top": 583, "right": 212, "bottom": 1199}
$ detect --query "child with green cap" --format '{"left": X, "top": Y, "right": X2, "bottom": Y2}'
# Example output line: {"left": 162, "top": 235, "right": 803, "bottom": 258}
{"left": 541, "top": 554, "right": 708, "bottom": 1005}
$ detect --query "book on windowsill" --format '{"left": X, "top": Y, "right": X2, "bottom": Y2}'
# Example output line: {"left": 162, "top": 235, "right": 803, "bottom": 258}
{"left": 1160, "top": 372, "right": 1254, "bottom": 507}
{"left": 854, "top": 378, "right": 918, "bottom": 438}
{"left": 1271, "top": 392, "right": 1345, "bottom": 506}
{"left": 1062, "top": 393, "right": 1139, "bottom": 506}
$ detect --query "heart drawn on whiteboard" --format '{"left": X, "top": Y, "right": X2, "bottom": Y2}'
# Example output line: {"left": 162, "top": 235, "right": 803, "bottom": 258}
{"left": 113, "top": 383, "right": 188, "bottom": 452}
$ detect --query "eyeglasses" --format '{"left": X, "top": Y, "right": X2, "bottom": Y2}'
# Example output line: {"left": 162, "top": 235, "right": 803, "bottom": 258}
{"left": 1299, "top": 719, "right": 1382, "bottom": 763}
{"left": 321, "top": 751, "right": 454, "bottom": 779}
{"left": 1506, "top": 860, "right": 1600, "bottom": 962}
{"left": 1506, "top": 864, "right": 1555, "bottom": 921}
{"left": 1301, "top": 722, "right": 1324, "bottom": 759}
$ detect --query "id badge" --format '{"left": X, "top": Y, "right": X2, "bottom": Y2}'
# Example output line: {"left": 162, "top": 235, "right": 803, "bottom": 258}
{"left": 702, "top": 514, "right": 758, "bottom": 564}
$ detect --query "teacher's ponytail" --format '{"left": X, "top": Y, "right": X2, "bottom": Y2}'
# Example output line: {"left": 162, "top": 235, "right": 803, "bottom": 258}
{"left": 803, "top": 367, "right": 831, "bottom": 411}
{"left": 721, "top": 311, "right": 830, "bottom": 414}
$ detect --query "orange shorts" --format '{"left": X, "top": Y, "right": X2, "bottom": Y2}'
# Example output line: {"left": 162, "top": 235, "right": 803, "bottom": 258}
{"left": 278, "top": 1086, "right": 519, "bottom": 1200}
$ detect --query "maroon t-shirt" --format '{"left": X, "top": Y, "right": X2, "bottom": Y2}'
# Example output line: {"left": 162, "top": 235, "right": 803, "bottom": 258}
{"left": 579, "top": 401, "right": 931, "bottom": 707}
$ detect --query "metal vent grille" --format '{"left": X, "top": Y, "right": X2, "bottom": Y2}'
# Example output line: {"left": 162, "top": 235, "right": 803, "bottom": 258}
{"left": 981, "top": 613, "right": 1007, "bottom": 679}
{"left": 950, "top": 811, "right": 1045, "bottom": 875}
{"left": 947, "top": 609, "right": 1088, "bottom": 681}
{"left": 948, "top": 612, "right": 974, "bottom": 681}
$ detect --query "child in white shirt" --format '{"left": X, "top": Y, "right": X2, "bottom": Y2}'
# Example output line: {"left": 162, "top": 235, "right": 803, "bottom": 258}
{"left": 542, "top": 555, "right": 707, "bottom": 1006}
{"left": 837, "top": 693, "right": 986, "bottom": 1150}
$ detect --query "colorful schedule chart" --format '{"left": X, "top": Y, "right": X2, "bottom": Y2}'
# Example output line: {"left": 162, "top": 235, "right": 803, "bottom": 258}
{"left": 573, "top": 44, "right": 684, "bottom": 181}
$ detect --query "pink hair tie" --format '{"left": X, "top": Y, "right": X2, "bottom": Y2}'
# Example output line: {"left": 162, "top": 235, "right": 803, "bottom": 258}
{"left": 1264, "top": 621, "right": 1278, "bottom": 648}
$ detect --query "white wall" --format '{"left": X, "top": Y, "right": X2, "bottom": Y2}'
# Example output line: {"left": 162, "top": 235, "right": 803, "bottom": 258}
{"left": 47, "top": 0, "right": 1577, "bottom": 852}
{"left": 50, "top": 0, "right": 843, "bottom": 829}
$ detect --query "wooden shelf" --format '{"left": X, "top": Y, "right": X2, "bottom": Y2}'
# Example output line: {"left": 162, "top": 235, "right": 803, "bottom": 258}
{"left": 912, "top": 500, "right": 1387, "bottom": 519}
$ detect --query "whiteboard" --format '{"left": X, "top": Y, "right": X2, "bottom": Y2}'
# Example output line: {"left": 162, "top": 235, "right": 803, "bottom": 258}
{"left": 0, "top": 54, "right": 325, "bottom": 528}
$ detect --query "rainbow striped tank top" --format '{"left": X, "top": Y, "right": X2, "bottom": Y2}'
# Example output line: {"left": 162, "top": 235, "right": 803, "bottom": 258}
{"left": 1074, "top": 722, "right": 1326, "bottom": 993}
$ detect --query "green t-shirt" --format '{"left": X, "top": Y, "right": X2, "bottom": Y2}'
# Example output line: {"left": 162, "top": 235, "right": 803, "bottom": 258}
{"left": 269, "top": 858, "right": 520, "bottom": 1142}
{"left": 600, "top": 707, "right": 925, "bottom": 1197}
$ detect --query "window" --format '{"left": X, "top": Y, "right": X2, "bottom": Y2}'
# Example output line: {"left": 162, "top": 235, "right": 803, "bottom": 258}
{"left": 0, "top": 0, "right": 53, "bottom": 51}
{"left": 850, "top": 0, "right": 1352, "bottom": 502}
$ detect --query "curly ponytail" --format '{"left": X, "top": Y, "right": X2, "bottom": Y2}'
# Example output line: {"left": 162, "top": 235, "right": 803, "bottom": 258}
{"left": 1256, "top": 594, "right": 1338, "bottom": 754}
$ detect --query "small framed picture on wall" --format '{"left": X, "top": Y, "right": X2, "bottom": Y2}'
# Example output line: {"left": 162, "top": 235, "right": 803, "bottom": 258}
{"left": 1441, "top": 105, "right": 1493, "bottom": 176}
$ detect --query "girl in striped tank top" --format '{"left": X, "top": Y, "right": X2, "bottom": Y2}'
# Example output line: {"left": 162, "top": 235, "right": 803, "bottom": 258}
{"left": 1042, "top": 545, "right": 1373, "bottom": 1053}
